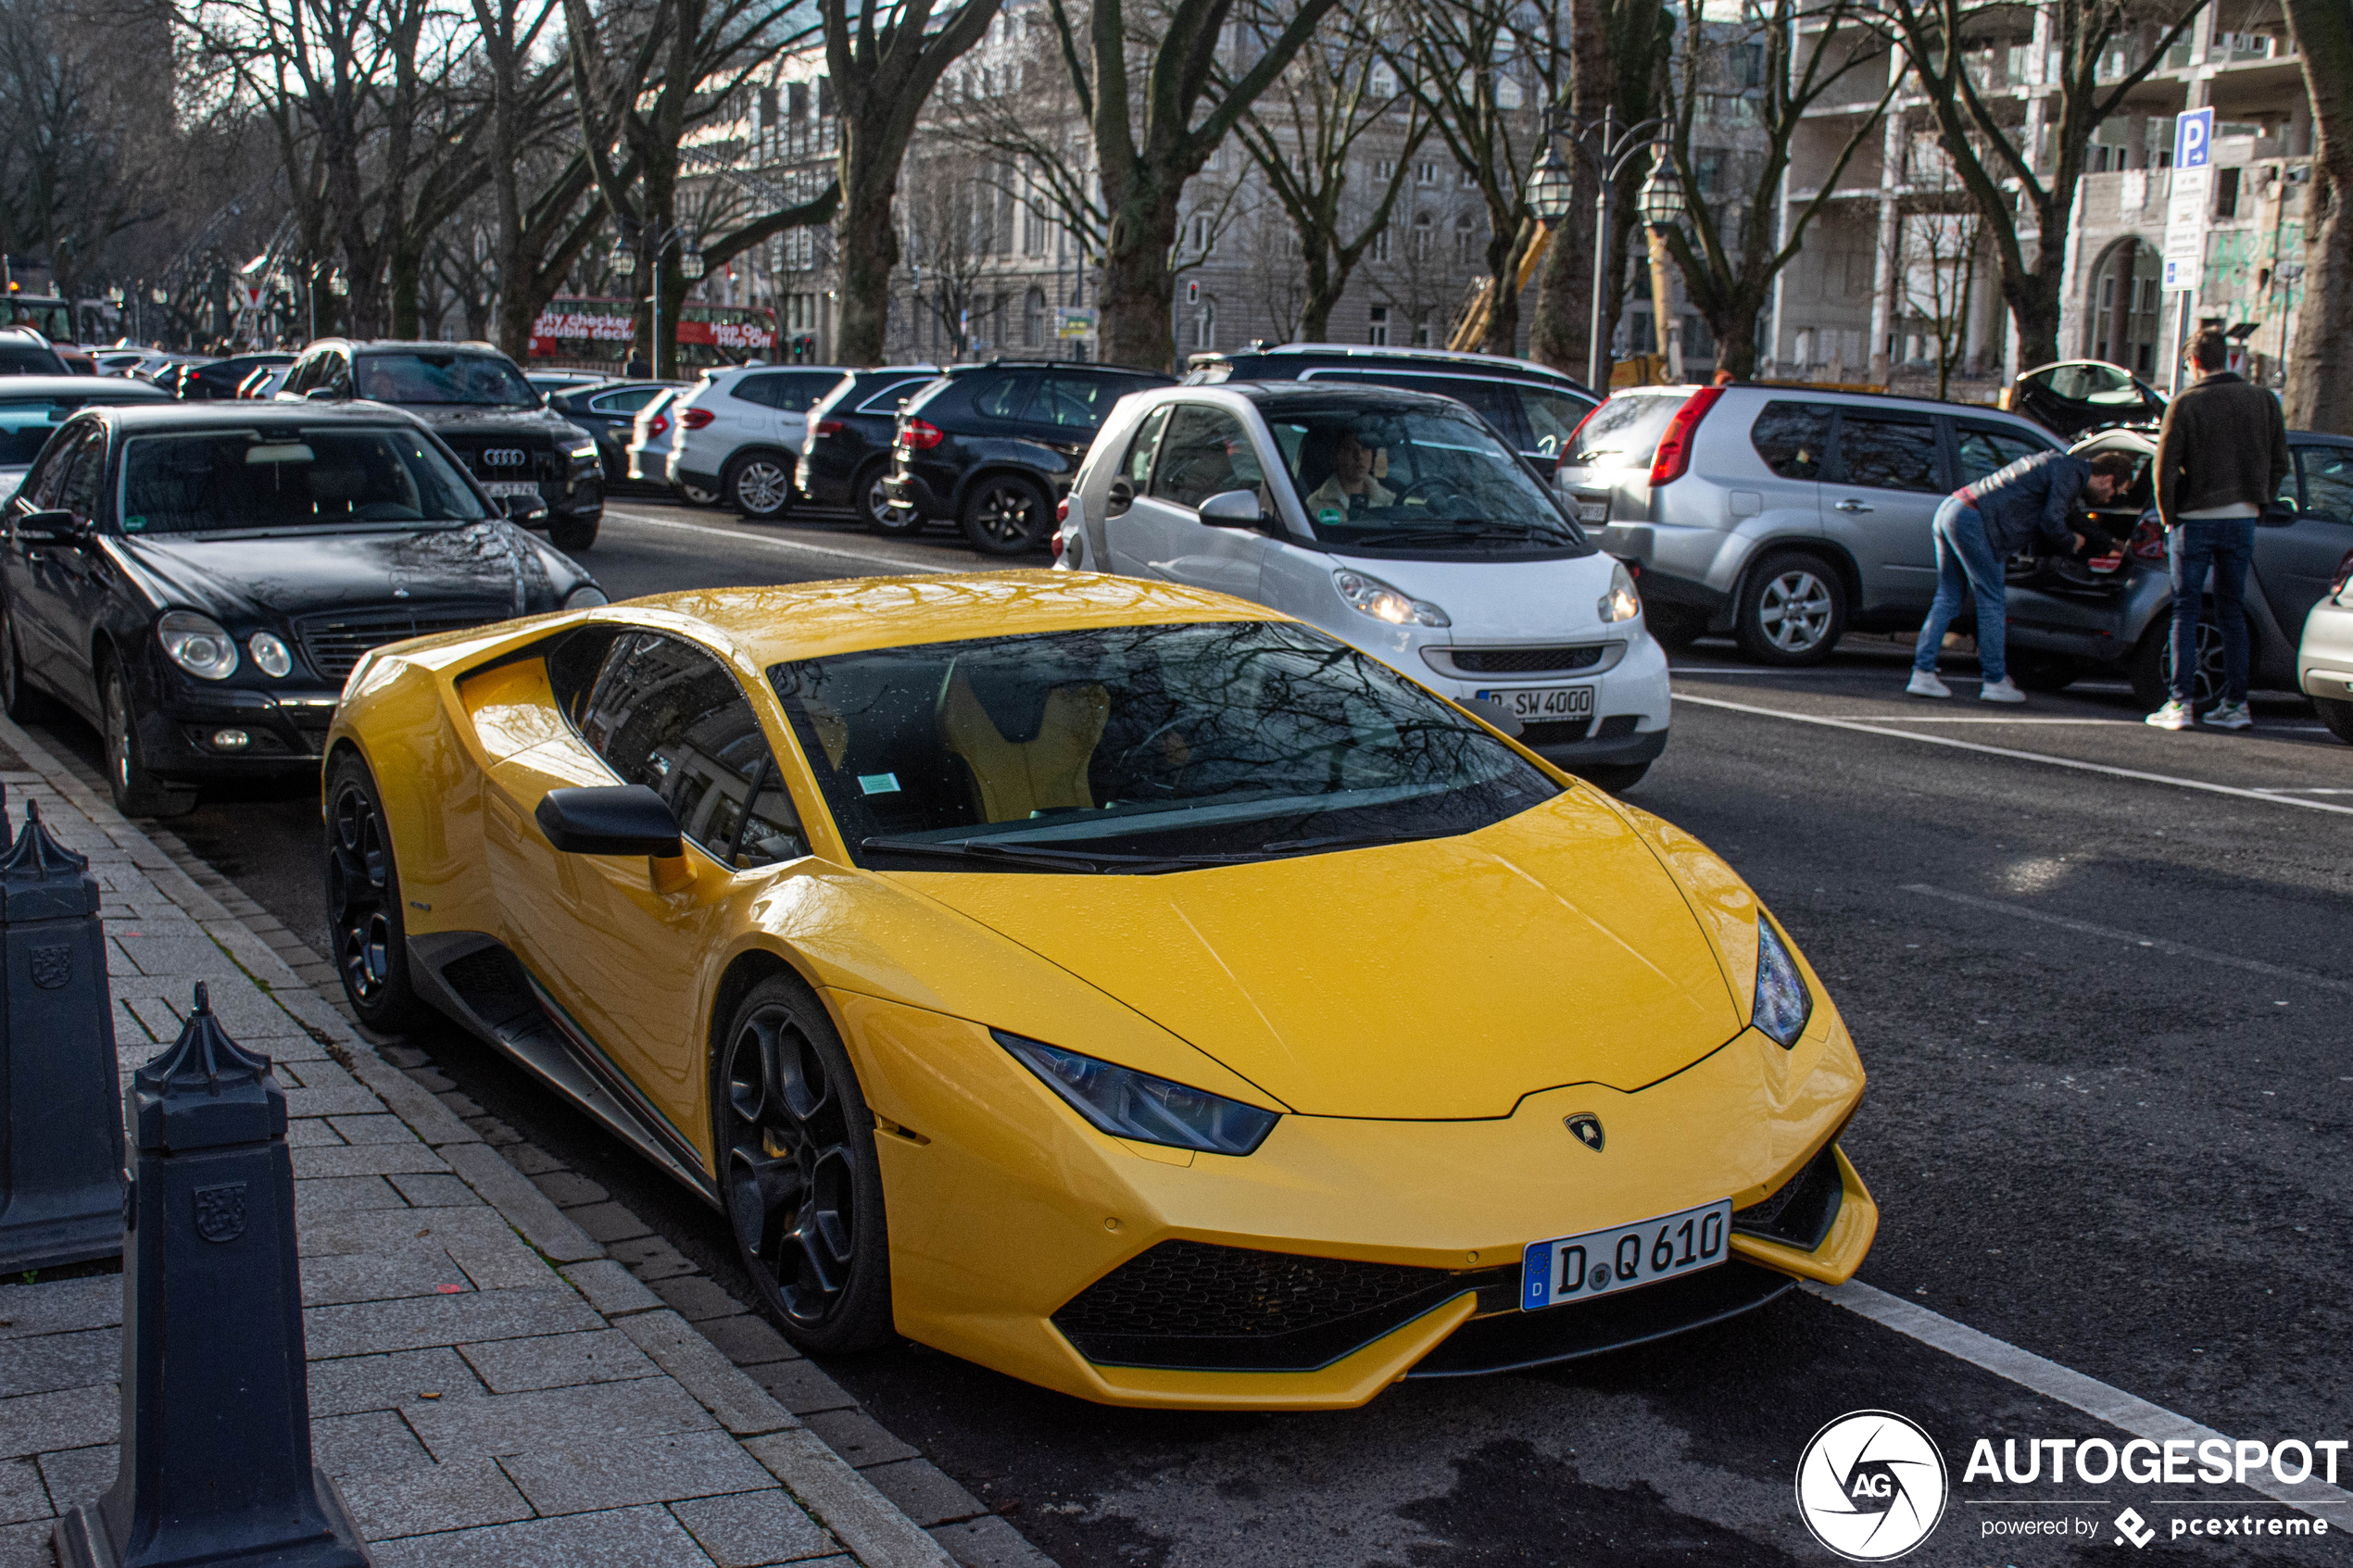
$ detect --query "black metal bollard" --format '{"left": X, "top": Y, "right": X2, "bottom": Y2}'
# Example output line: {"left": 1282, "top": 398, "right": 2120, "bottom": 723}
{"left": 54, "top": 983, "right": 371, "bottom": 1568}
{"left": 0, "top": 798, "right": 125, "bottom": 1273}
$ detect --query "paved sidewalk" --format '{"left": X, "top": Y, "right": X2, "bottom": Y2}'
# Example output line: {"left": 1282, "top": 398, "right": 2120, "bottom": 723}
{"left": 0, "top": 719, "right": 959, "bottom": 1568}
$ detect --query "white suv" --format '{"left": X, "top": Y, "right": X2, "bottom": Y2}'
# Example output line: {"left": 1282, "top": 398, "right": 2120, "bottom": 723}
{"left": 669, "top": 364, "right": 849, "bottom": 518}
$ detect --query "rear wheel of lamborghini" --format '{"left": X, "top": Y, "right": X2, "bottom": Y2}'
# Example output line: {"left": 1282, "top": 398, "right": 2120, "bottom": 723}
{"left": 717, "top": 975, "right": 893, "bottom": 1354}
{"left": 323, "top": 751, "right": 422, "bottom": 1032}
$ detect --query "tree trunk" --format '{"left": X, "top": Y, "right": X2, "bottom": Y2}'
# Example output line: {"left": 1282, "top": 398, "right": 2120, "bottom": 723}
{"left": 388, "top": 238, "right": 425, "bottom": 339}
{"left": 1100, "top": 182, "right": 1181, "bottom": 369}
{"left": 1300, "top": 245, "right": 1342, "bottom": 342}
{"left": 2285, "top": 0, "right": 2353, "bottom": 434}
{"left": 834, "top": 159, "right": 900, "bottom": 368}
{"left": 1529, "top": 0, "right": 1611, "bottom": 376}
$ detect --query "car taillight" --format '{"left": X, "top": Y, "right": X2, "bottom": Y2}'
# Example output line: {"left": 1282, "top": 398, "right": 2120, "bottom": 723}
{"left": 2334, "top": 547, "right": 2353, "bottom": 596}
{"left": 2128, "top": 517, "right": 2168, "bottom": 563}
{"left": 1646, "top": 385, "right": 1726, "bottom": 487}
{"left": 1055, "top": 499, "right": 1069, "bottom": 522}
{"left": 901, "top": 419, "right": 945, "bottom": 450}
{"left": 680, "top": 408, "right": 715, "bottom": 430}
{"left": 812, "top": 419, "right": 843, "bottom": 437}
{"left": 647, "top": 415, "right": 669, "bottom": 437}
{"left": 1051, "top": 533, "right": 1065, "bottom": 559}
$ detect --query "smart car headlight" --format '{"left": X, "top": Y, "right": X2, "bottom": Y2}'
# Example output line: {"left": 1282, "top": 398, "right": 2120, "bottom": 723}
{"left": 1333, "top": 569, "right": 1449, "bottom": 628}
{"left": 1597, "top": 559, "right": 1642, "bottom": 623}
{"left": 157, "top": 610, "right": 238, "bottom": 680}
{"left": 993, "top": 1030, "right": 1278, "bottom": 1155}
{"left": 1753, "top": 916, "right": 1813, "bottom": 1048}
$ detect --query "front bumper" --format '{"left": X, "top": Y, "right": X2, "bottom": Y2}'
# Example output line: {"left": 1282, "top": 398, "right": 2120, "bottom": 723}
{"left": 880, "top": 466, "right": 950, "bottom": 521}
{"left": 837, "top": 987, "right": 1874, "bottom": 1410}
{"left": 2298, "top": 599, "right": 2353, "bottom": 702}
{"left": 135, "top": 677, "right": 344, "bottom": 777}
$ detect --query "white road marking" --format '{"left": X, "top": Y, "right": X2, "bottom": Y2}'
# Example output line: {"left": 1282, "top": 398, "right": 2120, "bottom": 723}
{"left": 2253, "top": 786, "right": 2353, "bottom": 795}
{"left": 1671, "top": 692, "right": 2353, "bottom": 818}
{"left": 1806, "top": 1280, "right": 2352, "bottom": 1519}
{"left": 602, "top": 508, "right": 958, "bottom": 574}
{"left": 1811, "top": 716, "right": 2142, "bottom": 725}
{"left": 1902, "top": 884, "right": 2353, "bottom": 998}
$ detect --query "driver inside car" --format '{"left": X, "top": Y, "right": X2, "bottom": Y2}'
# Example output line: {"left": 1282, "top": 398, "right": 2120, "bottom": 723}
{"left": 1301, "top": 425, "right": 1395, "bottom": 521}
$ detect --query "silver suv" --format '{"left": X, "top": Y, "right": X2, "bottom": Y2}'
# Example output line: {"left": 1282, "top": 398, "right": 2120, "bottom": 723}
{"left": 1556, "top": 384, "right": 2057, "bottom": 663}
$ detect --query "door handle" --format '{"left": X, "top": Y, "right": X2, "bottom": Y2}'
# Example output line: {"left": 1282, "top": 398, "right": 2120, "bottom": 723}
{"left": 1832, "top": 498, "right": 1874, "bottom": 513}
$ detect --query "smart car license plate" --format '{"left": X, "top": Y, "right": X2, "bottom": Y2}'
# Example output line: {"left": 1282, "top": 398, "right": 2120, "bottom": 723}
{"left": 1520, "top": 1198, "right": 1731, "bottom": 1311}
{"left": 1475, "top": 685, "right": 1593, "bottom": 721}
{"left": 484, "top": 481, "right": 541, "bottom": 499}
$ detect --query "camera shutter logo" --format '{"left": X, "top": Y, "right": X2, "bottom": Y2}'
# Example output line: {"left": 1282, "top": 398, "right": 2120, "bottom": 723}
{"left": 1794, "top": 1410, "right": 1948, "bottom": 1561}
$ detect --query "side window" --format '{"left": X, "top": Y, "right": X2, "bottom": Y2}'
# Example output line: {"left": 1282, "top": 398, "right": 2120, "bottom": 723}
{"left": 779, "top": 372, "right": 846, "bottom": 412}
{"left": 19, "top": 422, "right": 92, "bottom": 508}
{"left": 1954, "top": 425, "right": 2051, "bottom": 489}
{"left": 1150, "top": 406, "right": 1261, "bottom": 509}
{"left": 732, "top": 374, "right": 781, "bottom": 408}
{"left": 318, "top": 354, "right": 352, "bottom": 397}
{"left": 1749, "top": 401, "right": 1833, "bottom": 480}
{"left": 589, "top": 387, "right": 662, "bottom": 416}
{"left": 1515, "top": 387, "right": 1594, "bottom": 459}
{"left": 281, "top": 357, "right": 312, "bottom": 396}
{"left": 1120, "top": 407, "right": 1171, "bottom": 489}
{"left": 1833, "top": 414, "right": 1942, "bottom": 492}
{"left": 573, "top": 633, "right": 809, "bottom": 867}
{"left": 56, "top": 428, "right": 107, "bottom": 520}
{"left": 970, "top": 373, "right": 1037, "bottom": 421}
{"left": 2300, "top": 445, "right": 2353, "bottom": 522}
{"left": 857, "top": 378, "right": 933, "bottom": 415}
{"left": 1034, "top": 374, "right": 1116, "bottom": 430}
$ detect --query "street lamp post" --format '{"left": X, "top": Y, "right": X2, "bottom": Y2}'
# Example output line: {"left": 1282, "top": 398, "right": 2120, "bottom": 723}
{"left": 1525, "top": 109, "right": 1670, "bottom": 391}
{"left": 611, "top": 222, "right": 703, "bottom": 376}
{"left": 1638, "top": 158, "right": 1688, "bottom": 382}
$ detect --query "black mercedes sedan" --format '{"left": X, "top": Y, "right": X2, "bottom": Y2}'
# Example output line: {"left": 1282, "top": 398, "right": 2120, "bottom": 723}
{"left": 0, "top": 403, "right": 606, "bottom": 817}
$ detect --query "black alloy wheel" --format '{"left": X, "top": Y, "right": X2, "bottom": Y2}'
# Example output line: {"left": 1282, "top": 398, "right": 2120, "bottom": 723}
{"left": 101, "top": 661, "right": 196, "bottom": 818}
{"left": 718, "top": 975, "right": 893, "bottom": 1353}
{"left": 323, "top": 752, "right": 421, "bottom": 1030}
{"left": 2130, "top": 607, "right": 2225, "bottom": 712}
{"left": 0, "top": 604, "right": 53, "bottom": 721}
{"left": 960, "top": 474, "right": 1052, "bottom": 556}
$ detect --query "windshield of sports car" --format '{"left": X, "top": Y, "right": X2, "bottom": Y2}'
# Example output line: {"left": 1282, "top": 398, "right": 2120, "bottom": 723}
{"left": 118, "top": 427, "right": 493, "bottom": 533}
{"left": 771, "top": 620, "right": 1560, "bottom": 873}
{"left": 354, "top": 351, "right": 539, "bottom": 408}
{"left": 1263, "top": 400, "right": 1582, "bottom": 553}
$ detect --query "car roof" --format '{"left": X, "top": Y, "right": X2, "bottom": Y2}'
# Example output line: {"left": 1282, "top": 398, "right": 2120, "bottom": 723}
{"left": 941, "top": 358, "right": 1173, "bottom": 379}
{"left": 577, "top": 571, "right": 1283, "bottom": 669}
{"left": 83, "top": 402, "right": 433, "bottom": 433}
{"left": 1161, "top": 381, "right": 1474, "bottom": 415}
{"left": 0, "top": 376, "right": 171, "bottom": 401}
{"left": 1610, "top": 381, "right": 2037, "bottom": 420}
{"left": 1192, "top": 344, "right": 1592, "bottom": 388}
{"left": 311, "top": 339, "right": 517, "bottom": 358}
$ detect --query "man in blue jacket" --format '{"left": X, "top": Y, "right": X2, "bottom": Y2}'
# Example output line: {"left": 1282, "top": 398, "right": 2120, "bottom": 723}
{"left": 1909, "top": 449, "right": 2137, "bottom": 702}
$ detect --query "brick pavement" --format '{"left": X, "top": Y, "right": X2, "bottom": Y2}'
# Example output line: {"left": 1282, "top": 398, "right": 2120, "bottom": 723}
{"left": 0, "top": 719, "right": 988, "bottom": 1568}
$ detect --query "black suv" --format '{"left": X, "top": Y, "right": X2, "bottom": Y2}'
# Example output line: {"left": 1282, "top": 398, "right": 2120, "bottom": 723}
{"left": 883, "top": 360, "right": 1172, "bottom": 553}
{"left": 180, "top": 351, "right": 296, "bottom": 402}
{"left": 278, "top": 340, "right": 603, "bottom": 551}
{"left": 1185, "top": 345, "right": 1597, "bottom": 472}
{"left": 798, "top": 365, "right": 939, "bottom": 532}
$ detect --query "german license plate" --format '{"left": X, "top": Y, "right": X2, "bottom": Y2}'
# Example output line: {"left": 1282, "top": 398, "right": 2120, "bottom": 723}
{"left": 1475, "top": 685, "right": 1593, "bottom": 721}
{"left": 1520, "top": 1198, "right": 1731, "bottom": 1311}
{"left": 483, "top": 481, "right": 541, "bottom": 499}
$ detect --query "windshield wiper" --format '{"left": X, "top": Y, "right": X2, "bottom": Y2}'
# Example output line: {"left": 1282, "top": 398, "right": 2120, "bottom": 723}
{"left": 862, "top": 835, "right": 1250, "bottom": 874}
{"left": 1255, "top": 829, "right": 1456, "bottom": 856}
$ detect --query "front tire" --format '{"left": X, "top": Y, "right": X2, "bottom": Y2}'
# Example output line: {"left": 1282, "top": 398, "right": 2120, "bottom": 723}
{"left": 2315, "top": 696, "right": 2353, "bottom": 744}
{"left": 1575, "top": 762, "right": 1650, "bottom": 793}
{"left": 323, "top": 751, "right": 422, "bottom": 1032}
{"left": 1733, "top": 551, "right": 1846, "bottom": 665}
{"left": 100, "top": 660, "right": 196, "bottom": 818}
{"left": 857, "top": 460, "right": 915, "bottom": 535}
{"left": 2007, "top": 652, "right": 2082, "bottom": 693}
{"left": 960, "top": 474, "right": 1052, "bottom": 556}
{"left": 725, "top": 452, "right": 797, "bottom": 521}
{"left": 1642, "top": 603, "right": 1705, "bottom": 650}
{"left": 1, "top": 603, "right": 55, "bottom": 721}
{"left": 717, "top": 974, "right": 894, "bottom": 1355}
{"left": 2130, "top": 608, "right": 2223, "bottom": 712}
{"left": 549, "top": 512, "right": 600, "bottom": 552}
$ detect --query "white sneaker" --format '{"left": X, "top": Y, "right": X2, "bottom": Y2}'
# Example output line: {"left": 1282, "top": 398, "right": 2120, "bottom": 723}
{"left": 1906, "top": 669, "right": 1951, "bottom": 698}
{"left": 2206, "top": 700, "right": 2253, "bottom": 731}
{"left": 2145, "top": 699, "right": 2195, "bottom": 730}
{"left": 1979, "top": 678, "right": 2026, "bottom": 704}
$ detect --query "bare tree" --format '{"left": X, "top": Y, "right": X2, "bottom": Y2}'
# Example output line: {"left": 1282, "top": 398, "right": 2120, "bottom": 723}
{"left": 1896, "top": 190, "right": 1982, "bottom": 397}
{"left": 2284, "top": 0, "right": 2350, "bottom": 433}
{"left": 1656, "top": 0, "right": 1895, "bottom": 378}
{"left": 1042, "top": 0, "right": 1346, "bottom": 368}
{"left": 1870, "top": 0, "right": 2204, "bottom": 370}
{"left": 899, "top": 145, "right": 998, "bottom": 356}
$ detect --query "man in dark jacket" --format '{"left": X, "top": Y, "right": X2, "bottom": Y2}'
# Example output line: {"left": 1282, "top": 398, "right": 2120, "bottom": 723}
{"left": 1910, "top": 448, "right": 2134, "bottom": 702}
{"left": 2145, "top": 326, "right": 2293, "bottom": 732}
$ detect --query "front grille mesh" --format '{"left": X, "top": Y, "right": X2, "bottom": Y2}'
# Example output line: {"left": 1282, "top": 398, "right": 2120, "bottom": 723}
{"left": 296, "top": 606, "right": 507, "bottom": 680}
{"left": 1450, "top": 645, "right": 1608, "bottom": 674}
{"left": 1733, "top": 1141, "right": 1845, "bottom": 1251}
{"left": 1053, "top": 1241, "right": 1449, "bottom": 1340}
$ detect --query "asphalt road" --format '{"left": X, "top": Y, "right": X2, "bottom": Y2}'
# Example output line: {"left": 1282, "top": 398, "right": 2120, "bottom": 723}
{"left": 35, "top": 498, "right": 2353, "bottom": 1567}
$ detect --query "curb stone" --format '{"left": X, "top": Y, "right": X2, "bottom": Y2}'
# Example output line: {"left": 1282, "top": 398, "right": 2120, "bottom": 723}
{"left": 5, "top": 713, "right": 1052, "bottom": 1568}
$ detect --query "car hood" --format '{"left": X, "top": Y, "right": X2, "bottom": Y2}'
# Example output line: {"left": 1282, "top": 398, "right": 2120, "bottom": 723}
{"left": 894, "top": 789, "right": 1745, "bottom": 1119}
{"left": 1327, "top": 549, "right": 1616, "bottom": 642}
{"left": 361, "top": 400, "right": 578, "bottom": 440}
{"left": 105, "top": 521, "right": 579, "bottom": 627}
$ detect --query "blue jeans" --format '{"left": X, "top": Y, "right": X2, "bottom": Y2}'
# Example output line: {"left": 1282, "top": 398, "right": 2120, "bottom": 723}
{"left": 2168, "top": 518, "right": 2256, "bottom": 704}
{"left": 1913, "top": 497, "right": 2007, "bottom": 684}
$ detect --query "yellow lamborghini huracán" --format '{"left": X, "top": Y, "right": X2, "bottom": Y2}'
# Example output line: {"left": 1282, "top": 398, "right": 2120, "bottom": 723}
{"left": 324, "top": 571, "right": 1875, "bottom": 1409}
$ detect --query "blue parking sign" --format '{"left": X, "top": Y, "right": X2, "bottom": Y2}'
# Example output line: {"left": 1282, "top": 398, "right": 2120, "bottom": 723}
{"left": 2173, "top": 107, "right": 2213, "bottom": 170}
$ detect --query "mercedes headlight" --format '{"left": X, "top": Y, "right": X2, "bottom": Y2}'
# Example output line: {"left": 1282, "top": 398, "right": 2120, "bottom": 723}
{"left": 563, "top": 584, "right": 610, "bottom": 610}
{"left": 1597, "top": 559, "right": 1642, "bottom": 623}
{"left": 157, "top": 610, "right": 238, "bottom": 680}
{"left": 1333, "top": 569, "right": 1449, "bottom": 628}
{"left": 1753, "top": 917, "right": 1813, "bottom": 1048}
{"left": 248, "top": 630, "right": 294, "bottom": 678}
{"left": 994, "top": 1030, "right": 1278, "bottom": 1155}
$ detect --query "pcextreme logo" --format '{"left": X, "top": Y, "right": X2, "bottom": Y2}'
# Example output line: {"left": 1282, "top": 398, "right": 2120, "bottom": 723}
{"left": 1796, "top": 1411, "right": 1951, "bottom": 1561}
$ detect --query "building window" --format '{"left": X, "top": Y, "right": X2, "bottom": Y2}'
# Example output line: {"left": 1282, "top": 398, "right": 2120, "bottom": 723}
{"left": 1373, "top": 225, "right": 1392, "bottom": 262}
{"left": 1190, "top": 214, "right": 1213, "bottom": 254}
{"left": 1416, "top": 160, "right": 1438, "bottom": 186}
{"left": 1454, "top": 212, "right": 1478, "bottom": 262}
{"left": 1024, "top": 287, "right": 1044, "bottom": 347}
{"left": 1368, "top": 306, "right": 1389, "bottom": 346}
{"left": 1411, "top": 212, "right": 1434, "bottom": 261}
